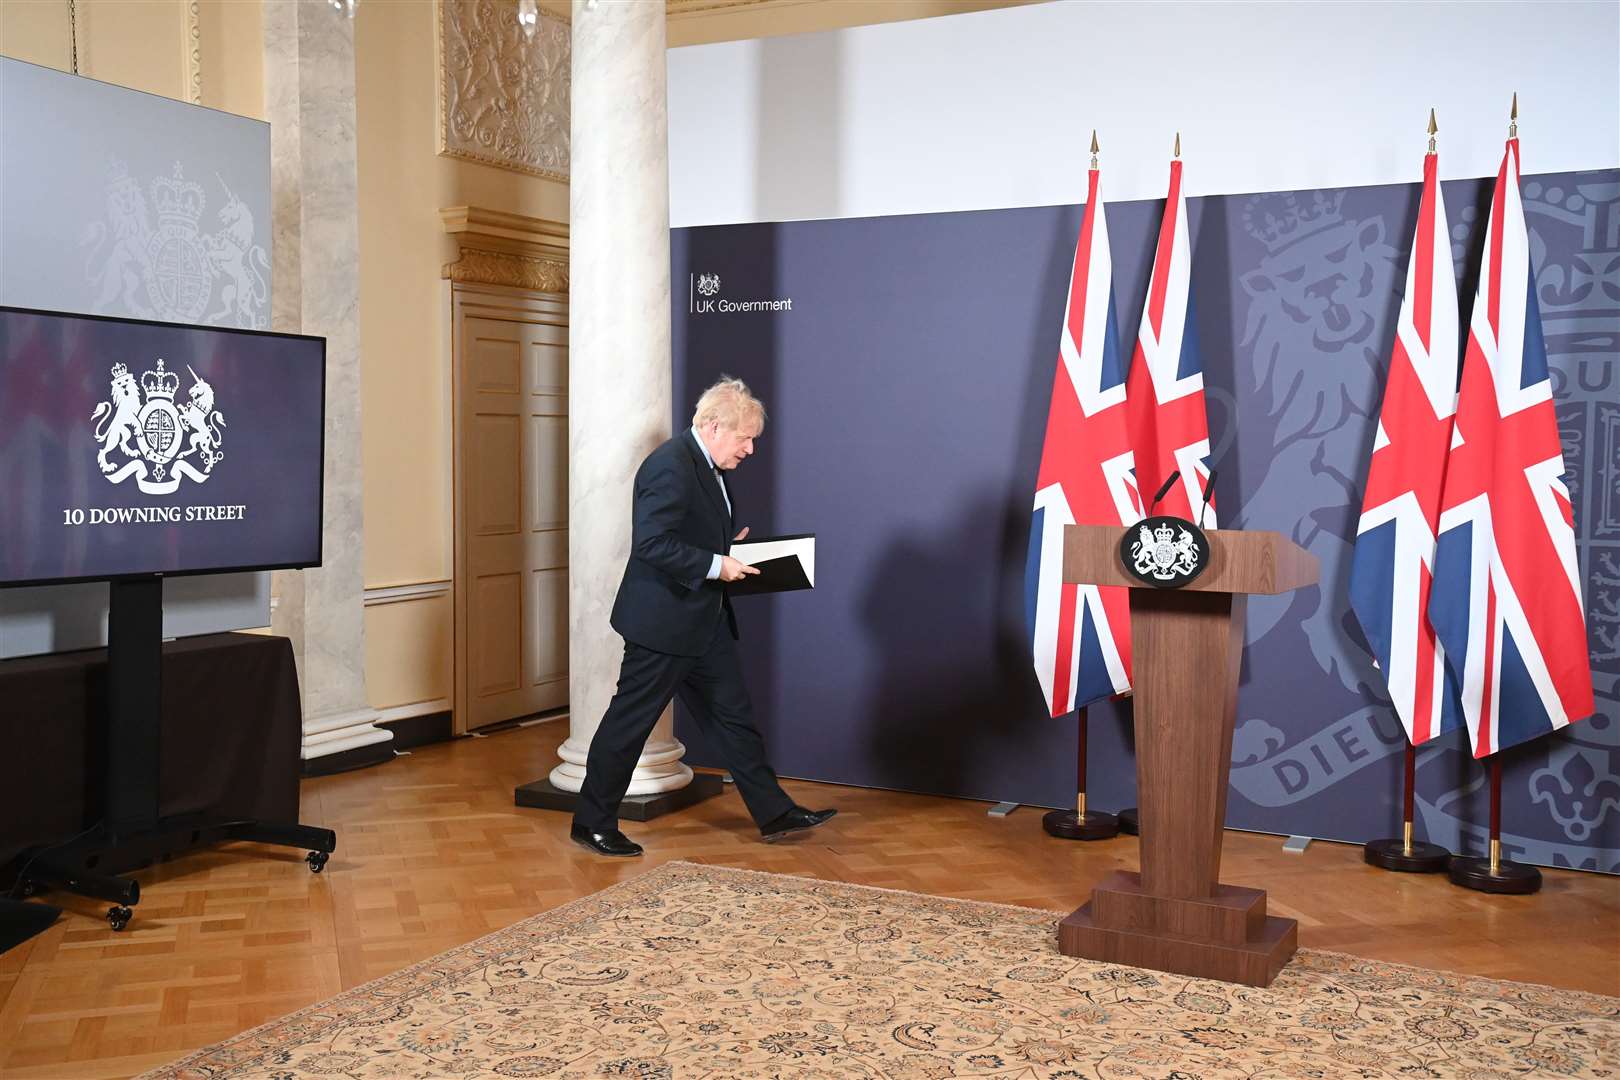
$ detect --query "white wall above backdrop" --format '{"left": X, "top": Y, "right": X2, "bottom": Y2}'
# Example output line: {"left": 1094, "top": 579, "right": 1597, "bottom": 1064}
{"left": 668, "top": 0, "right": 1620, "bottom": 227}
{"left": 0, "top": 57, "right": 273, "bottom": 658}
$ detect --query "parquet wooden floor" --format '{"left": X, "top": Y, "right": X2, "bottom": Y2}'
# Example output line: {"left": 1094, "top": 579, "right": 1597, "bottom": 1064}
{"left": 1, "top": 719, "right": 1615, "bottom": 1078}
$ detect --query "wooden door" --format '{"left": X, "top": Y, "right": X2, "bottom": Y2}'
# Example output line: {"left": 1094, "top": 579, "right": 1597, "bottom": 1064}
{"left": 452, "top": 283, "right": 569, "bottom": 732}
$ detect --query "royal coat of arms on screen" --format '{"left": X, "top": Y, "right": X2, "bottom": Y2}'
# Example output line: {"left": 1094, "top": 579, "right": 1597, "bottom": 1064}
{"left": 92, "top": 359, "right": 226, "bottom": 495}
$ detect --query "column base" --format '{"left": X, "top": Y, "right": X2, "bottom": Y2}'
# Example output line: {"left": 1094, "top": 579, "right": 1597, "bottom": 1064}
{"left": 301, "top": 707, "right": 393, "bottom": 769}
{"left": 548, "top": 731, "right": 694, "bottom": 796}
{"left": 514, "top": 771, "right": 726, "bottom": 820}
{"left": 1058, "top": 870, "right": 1296, "bottom": 987}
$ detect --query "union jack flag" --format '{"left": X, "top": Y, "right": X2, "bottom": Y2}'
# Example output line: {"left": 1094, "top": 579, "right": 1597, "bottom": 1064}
{"left": 1126, "top": 156, "right": 1216, "bottom": 523}
{"left": 1429, "top": 137, "right": 1594, "bottom": 758}
{"left": 1347, "top": 146, "right": 1464, "bottom": 746}
{"left": 1026, "top": 163, "right": 1141, "bottom": 717}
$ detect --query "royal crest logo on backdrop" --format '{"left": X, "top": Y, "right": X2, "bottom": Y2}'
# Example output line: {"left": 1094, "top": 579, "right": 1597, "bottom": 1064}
{"left": 92, "top": 359, "right": 226, "bottom": 495}
{"left": 688, "top": 271, "right": 795, "bottom": 315}
{"left": 84, "top": 160, "right": 270, "bottom": 330}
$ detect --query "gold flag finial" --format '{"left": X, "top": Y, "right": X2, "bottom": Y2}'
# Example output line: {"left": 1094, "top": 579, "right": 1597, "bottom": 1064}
{"left": 1510, "top": 92, "right": 1518, "bottom": 137}
{"left": 1174, "top": 131, "right": 1181, "bottom": 158}
{"left": 1090, "top": 129, "right": 1099, "bottom": 169}
{"left": 1428, "top": 108, "right": 1438, "bottom": 154}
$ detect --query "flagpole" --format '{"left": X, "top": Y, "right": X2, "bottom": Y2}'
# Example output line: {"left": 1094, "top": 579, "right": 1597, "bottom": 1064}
{"left": 1440, "top": 94, "right": 1548, "bottom": 897}
{"left": 1042, "top": 706, "right": 1120, "bottom": 840}
{"left": 1364, "top": 739, "right": 1450, "bottom": 871}
{"left": 1490, "top": 756, "right": 1502, "bottom": 873}
{"left": 1036, "top": 131, "right": 1127, "bottom": 841}
{"left": 1448, "top": 753, "right": 1541, "bottom": 894}
{"left": 1405, "top": 742, "right": 1416, "bottom": 853}
{"left": 1356, "top": 107, "right": 1453, "bottom": 875}
{"left": 1120, "top": 132, "right": 1189, "bottom": 845}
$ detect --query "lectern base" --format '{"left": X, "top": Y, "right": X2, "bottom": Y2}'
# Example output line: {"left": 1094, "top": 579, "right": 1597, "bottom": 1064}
{"left": 1057, "top": 870, "right": 1296, "bottom": 987}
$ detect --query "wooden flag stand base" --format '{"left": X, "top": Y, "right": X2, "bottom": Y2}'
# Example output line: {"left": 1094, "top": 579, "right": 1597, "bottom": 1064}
{"left": 1116, "top": 807, "right": 1139, "bottom": 835}
{"left": 1449, "top": 757, "right": 1541, "bottom": 894}
{"left": 1451, "top": 851, "right": 1541, "bottom": 894}
{"left": 1364, "top": 743, "right": 1450, "bottom": 872}
{"left": 1042, "top": 808, "right": 1119, "bottom": 840}
{"left": 1043, "top": 708, "right": 1120, "bottom": 841}
{"left": 1366, "top": 836, "right": 1451, "bottom": 873}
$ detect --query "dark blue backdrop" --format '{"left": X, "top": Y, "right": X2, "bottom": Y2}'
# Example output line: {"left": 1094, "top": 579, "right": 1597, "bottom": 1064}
{"left": 672, "top": 168, "right": 1620, "bottom": 872}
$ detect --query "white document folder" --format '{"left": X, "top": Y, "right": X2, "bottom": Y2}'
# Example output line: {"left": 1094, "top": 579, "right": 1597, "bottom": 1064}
{"left": 727, "top": 533, "right": 815, "bottom": 595}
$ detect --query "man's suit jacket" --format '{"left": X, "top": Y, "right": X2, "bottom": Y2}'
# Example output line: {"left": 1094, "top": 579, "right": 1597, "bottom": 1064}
{"left": 610, "top": 430, "right": 739, "bottom": 656}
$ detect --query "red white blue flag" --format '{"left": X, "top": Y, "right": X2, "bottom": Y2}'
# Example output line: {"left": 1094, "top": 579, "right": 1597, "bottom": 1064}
{"left": 1348, "top": 146, "right": 1464, "bottom": 746}
{"left": 1429, "top": 137, "right": 1594, "bottom": 758}
{"left": 1026, "top": 164, "right": 1141, "bottom": 717}
{"left": 1126, "top": 156, "right": 1216, "bottom": 523}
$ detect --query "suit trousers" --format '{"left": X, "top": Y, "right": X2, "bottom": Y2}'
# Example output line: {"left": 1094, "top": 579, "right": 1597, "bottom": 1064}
{"left": 573, "top": 622, "right": 795, "bottom": 832}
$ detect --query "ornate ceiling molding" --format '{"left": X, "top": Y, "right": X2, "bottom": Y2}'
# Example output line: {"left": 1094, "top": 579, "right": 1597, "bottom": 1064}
{"left": 437, "top": 0, "right": 570, "bottom": 180}
{"left": 441, "top": 206, "right": 569, "bottom": 294}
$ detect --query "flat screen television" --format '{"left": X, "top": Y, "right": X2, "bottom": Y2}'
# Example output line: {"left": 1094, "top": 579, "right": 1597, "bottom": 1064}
{"left": 0, "top": 306, "right": 325, "bottom": 587}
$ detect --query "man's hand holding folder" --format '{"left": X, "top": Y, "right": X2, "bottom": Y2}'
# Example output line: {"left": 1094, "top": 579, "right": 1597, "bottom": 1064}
{"left": 725, "top": 532, "right": 816, "bottom": 597}
{"left": 718, "top": 527, "right": 761, "bottom": 583}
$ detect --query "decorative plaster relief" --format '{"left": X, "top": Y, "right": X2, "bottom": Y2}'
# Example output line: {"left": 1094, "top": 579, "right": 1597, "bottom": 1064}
{"left": 445, "top": 249, "right": 568, "bottom": 292}
{"left": 438, "top": 0, "right": 569, "bottom": 180}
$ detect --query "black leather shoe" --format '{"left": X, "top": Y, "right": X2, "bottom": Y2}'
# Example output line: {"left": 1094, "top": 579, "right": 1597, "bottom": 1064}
{"left": 760, "top": 806, "right": 837, "bottom": 843}
{"left": 570, "top": 825, "right": 643, "bottom": 857}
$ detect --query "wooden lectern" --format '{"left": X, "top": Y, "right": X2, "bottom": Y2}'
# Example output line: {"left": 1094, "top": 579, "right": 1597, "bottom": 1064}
{"left": 1058, "top": 524, "right": 1319, "bottom": 987}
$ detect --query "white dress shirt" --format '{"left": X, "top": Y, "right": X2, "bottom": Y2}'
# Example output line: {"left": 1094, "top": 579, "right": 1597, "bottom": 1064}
{"left": 692, "top": 426, "right": 729, "bottom": 580}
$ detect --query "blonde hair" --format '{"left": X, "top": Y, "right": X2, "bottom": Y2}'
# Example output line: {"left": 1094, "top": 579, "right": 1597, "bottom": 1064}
{"left": 691, "top": 375, "right": 767, "bottom": 433}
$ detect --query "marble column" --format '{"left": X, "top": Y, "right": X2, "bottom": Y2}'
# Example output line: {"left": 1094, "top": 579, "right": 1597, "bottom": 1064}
{"left": 550, "top": 0, "right": 689, "bottom": 795}
{"left": 263, "top": 0, "right": 390, "bottom": 765}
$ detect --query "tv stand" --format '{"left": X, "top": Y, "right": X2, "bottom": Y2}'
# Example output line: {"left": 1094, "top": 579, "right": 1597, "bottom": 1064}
{"left": 12, "top": 577, "right": 335, "bottom": 931}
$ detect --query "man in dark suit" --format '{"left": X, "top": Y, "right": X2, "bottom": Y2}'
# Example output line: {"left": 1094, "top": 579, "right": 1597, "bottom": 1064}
{"left": 570, "top": 377, "right": 836, "bottom": 857}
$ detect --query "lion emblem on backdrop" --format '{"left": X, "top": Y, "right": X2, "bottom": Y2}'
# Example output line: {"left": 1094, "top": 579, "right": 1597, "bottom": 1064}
{"left": 83, "top": 160, "right": 155, "bottom": 316}
{"left": 1232, "top": 188, "right": 1402, "bottom": 694}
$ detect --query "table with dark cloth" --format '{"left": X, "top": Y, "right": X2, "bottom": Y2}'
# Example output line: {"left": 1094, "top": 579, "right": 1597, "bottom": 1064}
{"left": 0, "top": 632, "right": 302, "bottom": 871}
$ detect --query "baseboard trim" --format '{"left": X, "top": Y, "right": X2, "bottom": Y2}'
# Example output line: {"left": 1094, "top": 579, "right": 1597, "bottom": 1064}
{"left": 375, "top": 698, "right": 453, "bottom": 723}
{"left": 380, "top": 710, "right": 455, "bottom": 751}
{"left": 301, "top": 739, "right": 396, "bottom": 778}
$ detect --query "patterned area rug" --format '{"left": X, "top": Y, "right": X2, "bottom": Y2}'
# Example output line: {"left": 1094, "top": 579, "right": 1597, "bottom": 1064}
{"left": 142, "top": 861, "right": 1619, "bottom": 1079}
